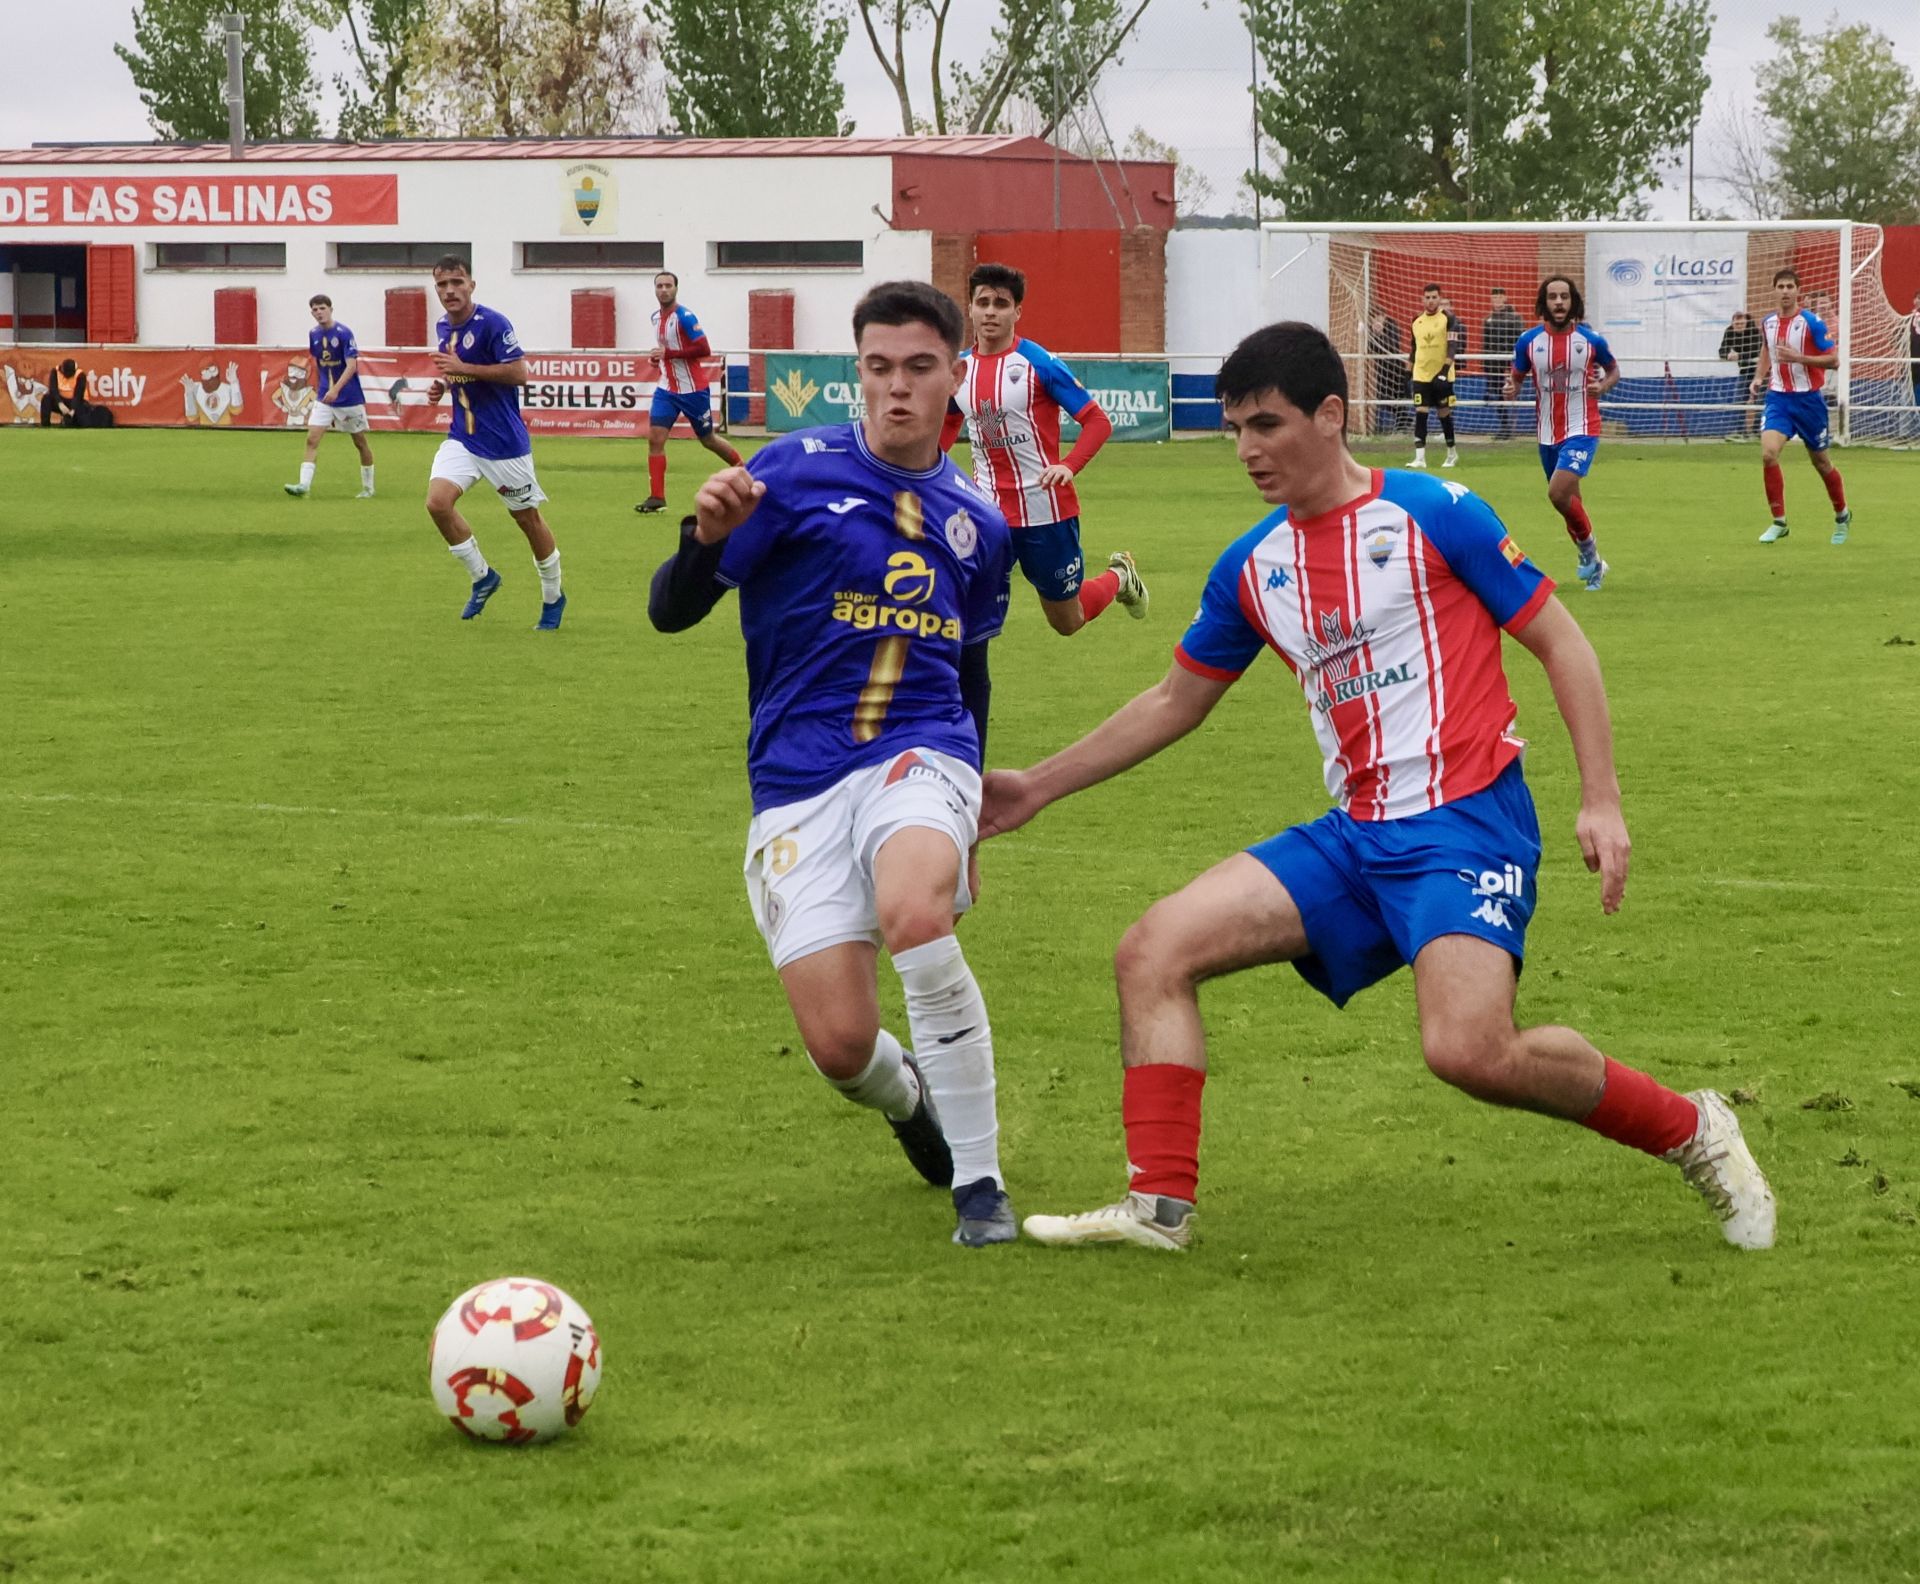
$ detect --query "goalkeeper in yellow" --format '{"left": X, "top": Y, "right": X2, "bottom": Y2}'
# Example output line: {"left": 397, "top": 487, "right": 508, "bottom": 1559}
{"left": 1408, "top": 283, "right": 1460, "bottom": 469}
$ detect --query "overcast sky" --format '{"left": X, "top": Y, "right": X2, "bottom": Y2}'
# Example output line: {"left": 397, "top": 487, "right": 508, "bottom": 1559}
{"left": 4, "top": 1, "right": 1916, "bottom": 223}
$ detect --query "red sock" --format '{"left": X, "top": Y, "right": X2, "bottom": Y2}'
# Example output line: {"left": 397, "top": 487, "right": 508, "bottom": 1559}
{"left": 1077, "top": 569, "right": 1120, "bottom": 622}
{"left": 1561, "top": 498, "right": 1594, "bottom": 545}
{"left": 718, "top": 441, "right": 743, "bottom": 466}
{"left": 1122, "top": 1063, "right": 1205, "bottom": 1201}
{"left": 1580, "top": 1057, "right": 1699, "bottom": 1157}
{"left": 1763, "top": 462, "right": 1784, "bottom": 519}
{"left": 648, "top": 454, "right": 667, "bottom": 499}
{"left": 1823, "top": 467, "right": 1846, "bottom": 512}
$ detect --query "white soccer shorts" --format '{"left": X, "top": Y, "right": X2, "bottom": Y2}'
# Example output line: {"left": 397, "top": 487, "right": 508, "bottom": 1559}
{"left": 307, "top": 401, "right": 370, "bottom": 434}
{"left": 429, "top": 438, "right": 547, "bottom": 511}
{"left": 743, "top": 748, "right": 980, "bottom": 970}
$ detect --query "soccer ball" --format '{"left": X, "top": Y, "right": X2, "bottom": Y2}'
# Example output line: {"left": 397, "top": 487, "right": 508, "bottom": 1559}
{"left": 428, "top": 1277, "right": 602, "bottom": 1444}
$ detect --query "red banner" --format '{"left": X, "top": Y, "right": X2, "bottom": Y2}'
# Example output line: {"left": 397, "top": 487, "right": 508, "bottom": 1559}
{"left": 0, "top": 176, "right": 397, "bottom": 227}
{"left": 3, "top": 346, "right": 722, "bottom": 439}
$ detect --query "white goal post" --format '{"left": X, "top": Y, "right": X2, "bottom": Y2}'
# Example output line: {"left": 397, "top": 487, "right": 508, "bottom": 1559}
{"left": 1258, "top": 220, "right": 1914, "bottom": 446}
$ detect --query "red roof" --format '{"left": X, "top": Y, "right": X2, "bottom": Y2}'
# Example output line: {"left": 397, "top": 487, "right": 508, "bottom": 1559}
{"left": 0, "top": 135, "right": 1075, "bottom": 166}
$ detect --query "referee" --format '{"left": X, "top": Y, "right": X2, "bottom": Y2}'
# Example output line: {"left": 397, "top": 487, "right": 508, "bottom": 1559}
{"left": 1408, "top": 283, "right": 1458, "bottom": 469}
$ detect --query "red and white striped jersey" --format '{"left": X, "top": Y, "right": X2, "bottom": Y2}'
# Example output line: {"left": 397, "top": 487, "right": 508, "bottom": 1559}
{"left": 1763, "top": 309, "right": 1833, "bottom": 393}
{"left": 653, "top": 302, "right": 709, "bottom": 394}
{"left": 950, "top": 338, "right": 1097, "bottom": 528}
{"left": 1175, "top": 471, "right": 1556, "bottom": 821}
{"left": 1510, "top": 323, "right": 1616, "bottom": 443}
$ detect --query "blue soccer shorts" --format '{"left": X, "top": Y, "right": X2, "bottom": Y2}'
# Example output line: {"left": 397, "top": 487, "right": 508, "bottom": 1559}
{"left": 1012, "top": 516, "right": 1086, "bottom": 602}
{"left": 650, "top": 385, "right": 715, "bottom": 437}
{"left": 1762, "top": 390, "right": 1830, "bottom": 452}
{"left": 1246, "top": 759, "right": 1542, "bottom": 1008}
{"left": 1539, "top": 436, "right": 1599, "bottom": 480}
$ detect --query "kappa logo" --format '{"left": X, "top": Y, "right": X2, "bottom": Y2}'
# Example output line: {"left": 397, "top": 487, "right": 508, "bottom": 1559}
{"left": 826, "top": 497, "right": 865, "bottom": 515}
{"left": 770, "top": 369, "right": 820, "bottom": 419}
{"left": 1459, "top": 863, "right": 1526, "bottom": 931}
{"left": 1266, "top": 566, "right": 1291, "bottom": 590}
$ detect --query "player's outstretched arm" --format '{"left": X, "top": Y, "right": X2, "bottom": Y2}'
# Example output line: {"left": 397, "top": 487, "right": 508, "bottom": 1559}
{"left": 979, "top": 663, "right": 1231, "bottom": 839}
{"left": 648, "top": 516, "right": 729, "bottom": 633}
{"left": 1510, "top": 598, "right": 1630, "bottom": 914}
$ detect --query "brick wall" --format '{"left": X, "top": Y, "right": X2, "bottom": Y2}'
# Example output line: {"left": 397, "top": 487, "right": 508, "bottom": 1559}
{"left": 932, "top": 234, "right": 975, "bottom": 314}
{"left": 1119, "top": 228, "right": 1166, "bottom": 353}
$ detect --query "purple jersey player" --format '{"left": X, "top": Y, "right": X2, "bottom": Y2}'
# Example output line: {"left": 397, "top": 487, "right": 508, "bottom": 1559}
{"left": 422, "top": 254, "right": 568, "bottom": 630}
{"left": 649, "top": 280, "right": 1021, "bottom": 1249}
{"left": 284, "top": 292, "right": 374, "bottom": 499}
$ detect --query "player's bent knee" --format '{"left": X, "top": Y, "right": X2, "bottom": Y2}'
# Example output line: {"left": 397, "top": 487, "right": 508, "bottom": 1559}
{"left": 877, "top": 900, "right": 953, "bottom": 955}
{"left": 1114, "top": 910, "right": 1201, "bottom": 996}
{"left": 1420, "top": 1025, "right": 1518, "bottom": 1099}
{"left": 803, "top": 1025, "right": 883, "bottom": 1082}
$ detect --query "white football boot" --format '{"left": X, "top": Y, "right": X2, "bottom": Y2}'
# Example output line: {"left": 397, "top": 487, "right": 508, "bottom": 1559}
{"left": 1665, "top": 1090, "right": 1776, "bottom": 1250}
{"left": 1023, "top": 1191, "right": 1193, "bottom": 1251}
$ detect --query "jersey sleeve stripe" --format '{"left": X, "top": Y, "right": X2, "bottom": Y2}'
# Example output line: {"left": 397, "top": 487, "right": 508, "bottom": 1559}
{"left": 1174, "top": 645, "right": 1243, "bottom": 682}
{"left": 1502, "top": 577, "right": 1555, "bottom": 634}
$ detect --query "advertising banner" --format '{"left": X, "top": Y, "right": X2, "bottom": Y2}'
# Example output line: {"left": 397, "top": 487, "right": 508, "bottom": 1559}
{"left": 0, "top": 175, "right": 398, "bottom": 227}
{"left": 762, "top": 353, "right": 1171, "bottom": 440}
{"left": 1060, "top": 359, "right": 1171, "bottom": 443}
{"left": 1586, "top": 230, "right": 1748, "bottom": 376}
{"left": 2, "top": 346, "right": 719, "bottom": 438}
{"left": 764, "top": 353, "right": 864, "bottom": 431}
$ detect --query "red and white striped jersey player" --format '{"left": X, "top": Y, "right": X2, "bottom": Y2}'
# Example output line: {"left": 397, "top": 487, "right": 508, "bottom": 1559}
{"left": 1504, "top": 275, "right": 1619, "bottom": 593}
{"left": 941, "top": 262, "right": 1148, "bottom": 636}
{"left": 980, "top": 319, "right": 1776, "bottom": 1259}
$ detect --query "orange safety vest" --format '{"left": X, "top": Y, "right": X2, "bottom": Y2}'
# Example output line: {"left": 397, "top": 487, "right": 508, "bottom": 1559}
{"left": 55, "top": 370, "right": 81, "bottom": 399}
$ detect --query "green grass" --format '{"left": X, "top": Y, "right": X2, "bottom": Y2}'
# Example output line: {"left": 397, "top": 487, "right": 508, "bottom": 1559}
{"left": 4, "top": 426, "right": 1918, "bottom": 1582}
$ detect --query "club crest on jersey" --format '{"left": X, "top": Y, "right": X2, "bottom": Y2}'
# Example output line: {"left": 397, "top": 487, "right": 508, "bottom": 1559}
{"left": 462, "top": 331, "right": 474, "bottom": 350}
{"left": 944, "top": 508, "right": 979, "bottom": 558}
{"left": 1365, "top": 526, "right": 1400, "bottom": 569}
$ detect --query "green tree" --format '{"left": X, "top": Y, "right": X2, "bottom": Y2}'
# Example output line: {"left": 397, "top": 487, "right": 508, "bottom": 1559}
{"left": 115, "top": 0, "right": 321, "bottom": 141}
{"left": 317, "top": 0, "right": 436, "bottom": 138}
{"left": 651, "top": 0, "right": 849, "bottom": 137}
{"left": 1755, "top": 16, "right": 1920, "bottom": 224}
{"left": 852, "top": 0, "right": 1151, "bottom": 136}
{"left": 1244, "top": 0, "right": 1710, "bottom": 221}
{"left": 416, "top": 0, "right": 660, "bottom": 136}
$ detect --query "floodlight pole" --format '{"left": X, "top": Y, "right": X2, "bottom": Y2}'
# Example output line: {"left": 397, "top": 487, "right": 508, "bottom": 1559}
{"left": 224, "top": 12, "right": 246, "bottom": 160}
{"left": 1249, "top": 20, "right": 1262, "bottom": 226}
{"left": 1463, "top": 0, "right": 1474, "bottom": 218}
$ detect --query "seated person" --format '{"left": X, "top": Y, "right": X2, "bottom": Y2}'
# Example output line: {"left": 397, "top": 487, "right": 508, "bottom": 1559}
{"left": 40, "top": 359, "right": 90, "bottom": 427}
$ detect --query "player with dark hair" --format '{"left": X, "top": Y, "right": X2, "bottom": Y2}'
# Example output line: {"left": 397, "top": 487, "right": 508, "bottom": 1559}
{"left": 982, "top": 319, "right": 1774, "bottom": 1256}
{"left": 422, "top": 255, "right": 568, "bottom": 629}
{"left": 942, "top": 261, "right": 1147, "bottom": 636}
{"left": 1407, "top": 283, "right": 1458, "bottom": 468}
{"left": 284, "top": 293, "right": 375, "bottom": 499}
{"left": 1753, "top": 268, "right": 1849, "bottom": 545}
{"left": 634, "top": 270, "right": 742, "bottom": 515}
{"left": 1503, "top": 275, "right": 1619, "bottom": 592}
{"left": 648, "top": 280, "right": 1020, "bottom": 1248}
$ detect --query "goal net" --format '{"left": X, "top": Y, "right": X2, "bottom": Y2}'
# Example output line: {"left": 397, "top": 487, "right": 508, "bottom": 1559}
{"left": 1258, "top": 221, "right": 1914, "bottom": 447}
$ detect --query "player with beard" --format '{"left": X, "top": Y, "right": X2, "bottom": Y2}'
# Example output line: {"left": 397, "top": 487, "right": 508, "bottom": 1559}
{"left": 1504, "top": 276, "right": 1619, "bottom": 591}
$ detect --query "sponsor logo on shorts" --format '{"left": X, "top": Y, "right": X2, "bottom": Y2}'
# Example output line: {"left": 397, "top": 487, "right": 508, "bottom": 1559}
{"left": 1459, "top": 863, "right": 1526, "bottom": 930}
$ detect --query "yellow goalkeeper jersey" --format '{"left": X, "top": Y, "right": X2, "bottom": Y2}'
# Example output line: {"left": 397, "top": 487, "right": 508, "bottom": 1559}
{"left": 1410, "top": 311, "right": 1455, "bottom": 381}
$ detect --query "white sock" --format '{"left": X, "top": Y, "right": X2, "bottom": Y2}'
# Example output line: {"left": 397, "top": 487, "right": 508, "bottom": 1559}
{"left": 812, "top": 1027, "right": 918, "bottom": 1121}
{"left": 893, "top": 934, "right": 1000, "bottom": 1189}
{"left": 299, "top": 461, "right": 315, "bottom": 487}
{"left": 450, "top": 537, "right": 488, "bottom": 581}
{"left": 535, "top": 548, "right": 562, "bottom": 603}
{"left": 360, "top": 465, "right": 375, "bottom": 491}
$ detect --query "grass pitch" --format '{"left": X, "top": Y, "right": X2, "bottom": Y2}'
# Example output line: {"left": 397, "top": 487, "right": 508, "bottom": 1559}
{"left": 4, "top": 425, "right": 1918, "bottom": 1582}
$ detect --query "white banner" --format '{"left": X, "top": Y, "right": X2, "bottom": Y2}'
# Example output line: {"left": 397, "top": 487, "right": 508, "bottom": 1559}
{"left": 1586, "top": 230, "right": 1748, "bottom": 377}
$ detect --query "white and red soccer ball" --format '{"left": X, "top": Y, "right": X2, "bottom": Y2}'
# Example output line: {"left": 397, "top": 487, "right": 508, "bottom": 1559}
{"left": 429, "top": 1277, "right": 601, "bottom": 1444}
